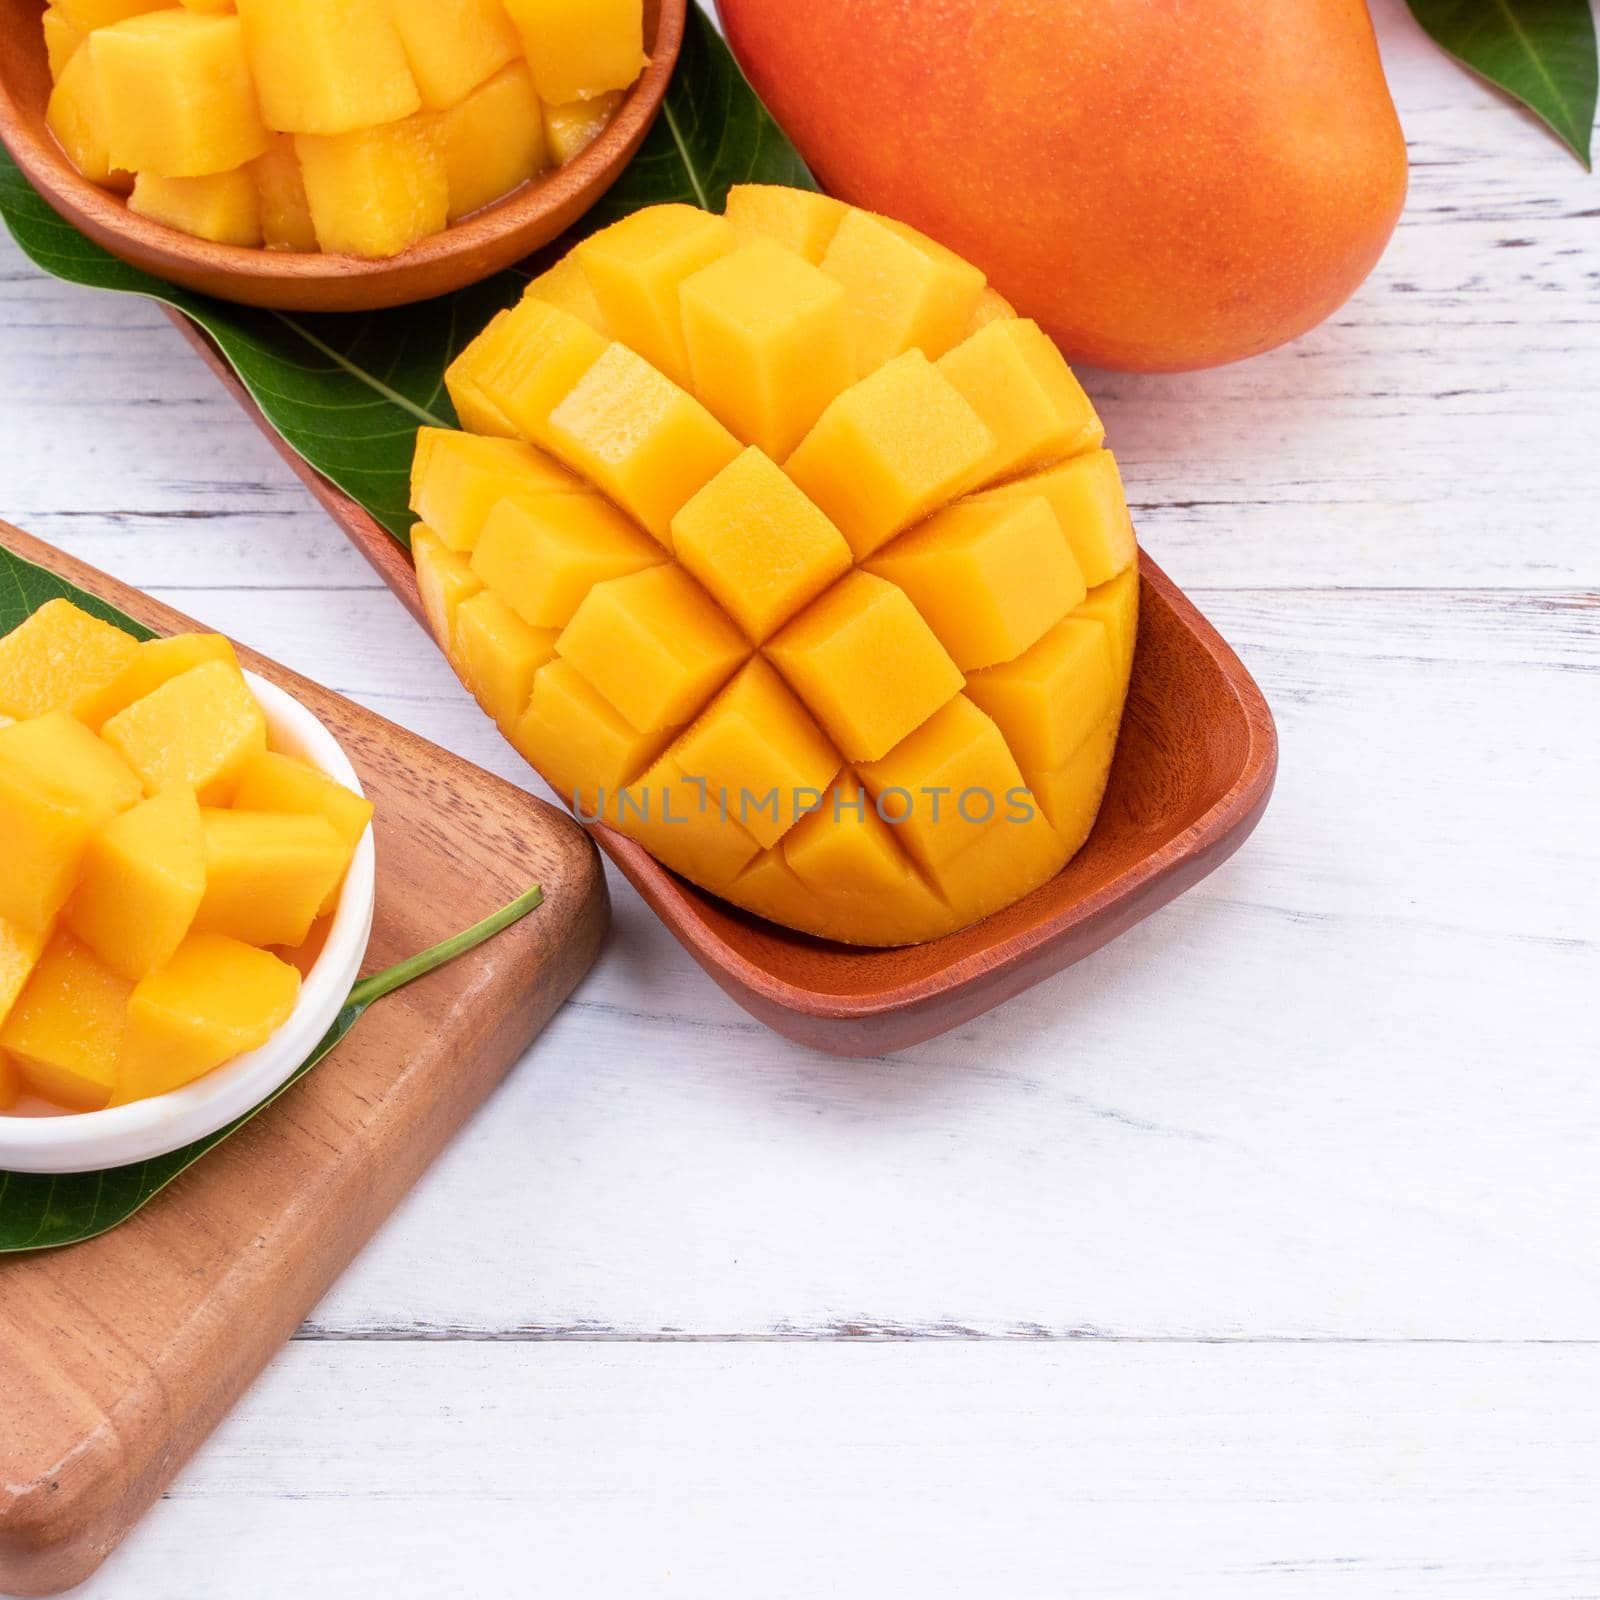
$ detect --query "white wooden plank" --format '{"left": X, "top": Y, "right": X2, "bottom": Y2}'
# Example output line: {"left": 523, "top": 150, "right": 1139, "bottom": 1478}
{"left": 71, "top": 1342, "right": 1600, "bottom": 1599}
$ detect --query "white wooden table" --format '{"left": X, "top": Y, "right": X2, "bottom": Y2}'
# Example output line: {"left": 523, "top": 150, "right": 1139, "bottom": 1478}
{"left": 2, "top": 2, "right": 1597, "bottom": 1591}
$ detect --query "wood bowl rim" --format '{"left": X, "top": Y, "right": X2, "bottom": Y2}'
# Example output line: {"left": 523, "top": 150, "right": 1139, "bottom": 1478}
{"left": 0, "top": 0, "right": 686, "bottom": 310}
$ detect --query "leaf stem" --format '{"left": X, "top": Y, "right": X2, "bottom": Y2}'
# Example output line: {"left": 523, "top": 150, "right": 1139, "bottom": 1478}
{"left": 347, "top": 884, "right": 544, "bottom": 1008}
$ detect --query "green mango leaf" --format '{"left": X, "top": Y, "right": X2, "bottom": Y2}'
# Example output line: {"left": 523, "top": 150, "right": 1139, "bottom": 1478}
{"left": 0, "top": 3, "right": 813, "bottom": 548}
{"left": 0, "top": 541, "right": 544, "bottom": 1253}
{"left": 1406, "top": 0, "right": 1598, "bottom": 168}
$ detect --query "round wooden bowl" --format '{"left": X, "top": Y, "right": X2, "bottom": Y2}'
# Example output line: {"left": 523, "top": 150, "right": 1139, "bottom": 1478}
{"left": 0, "top": 0, "right": 684, "bottom": 311}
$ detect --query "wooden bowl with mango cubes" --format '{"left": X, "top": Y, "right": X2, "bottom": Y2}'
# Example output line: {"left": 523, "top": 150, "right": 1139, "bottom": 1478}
{"left": 0, "top": 0, "right": 685, "bottom": 311}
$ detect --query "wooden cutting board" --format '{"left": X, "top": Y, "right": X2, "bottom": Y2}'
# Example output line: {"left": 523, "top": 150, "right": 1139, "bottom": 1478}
{"left": 0, "top": 524, "right": 610, "bottom": 1597}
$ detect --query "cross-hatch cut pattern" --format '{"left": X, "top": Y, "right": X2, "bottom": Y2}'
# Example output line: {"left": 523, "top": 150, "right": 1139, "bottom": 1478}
{"left": 408, "top": 188, "right": 1140, "bottom": 946}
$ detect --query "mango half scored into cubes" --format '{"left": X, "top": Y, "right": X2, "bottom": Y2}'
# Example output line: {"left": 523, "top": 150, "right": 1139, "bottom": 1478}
{"left": 0, "top": 600, "right": 372, "bottom": 1113}
{"left": 412, "top": 190, "right": 1141, "bottom": 946}
{"left": 40, "top": 0, "right": 648, "bottom": 258}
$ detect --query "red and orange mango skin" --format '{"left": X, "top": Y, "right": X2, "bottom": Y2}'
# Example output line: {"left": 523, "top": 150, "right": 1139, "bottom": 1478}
{"left": 720, "top": 0, "right": 1408, "bottom": 372}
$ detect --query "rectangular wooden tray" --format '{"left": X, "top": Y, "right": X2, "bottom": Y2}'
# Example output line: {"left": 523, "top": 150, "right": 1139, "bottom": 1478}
{"left": 170, "top": 313, "right": 1277, "bottom": 1056}
{"left": 0, "top": 524, "right": 609, "bottom": 1597}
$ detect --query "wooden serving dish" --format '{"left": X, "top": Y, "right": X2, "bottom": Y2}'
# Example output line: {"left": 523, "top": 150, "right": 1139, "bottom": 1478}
{"left": 170, "top": 317, "right": 1278, "bottom": 1056}
{"left": 0, "top": 0, "right": 685, "bottom": 311}
{"left": 0, "top": 523, "right": 609, "bottom": 1597}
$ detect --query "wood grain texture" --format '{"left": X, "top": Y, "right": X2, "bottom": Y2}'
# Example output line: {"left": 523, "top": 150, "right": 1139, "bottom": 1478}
{"left": 0, "top": 0, "right": 684, "bottom": 312}
{"left": 0, "top": 526, "right": 609, "bottom": 1597}
{"left": 56, "top": 1343, "right": 1600, "bottom": 1599}
{"left": 0, "top": 0, "right": 1596, "bottom": 1589}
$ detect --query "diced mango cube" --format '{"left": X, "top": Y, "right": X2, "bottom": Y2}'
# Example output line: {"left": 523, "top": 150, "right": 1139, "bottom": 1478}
{"left": 100, "top": 658, "right": 267, "bottom": 804}
{"left": 680, "top": 240, "right": 854, "bottom": 461}
{"left": 964, "top": 617, "right": 1116, "bottom": 776}
{"left": 613, "top": 752, "right": 763, "bottom": 885}
{"left": 0, "top": 933, "right": 131, "bottom": 1111}
{"left": 670, "top": 447, "right": 851, "bottom": 642}
{"left": 232, "top": 749, "right": 372, "bottom": 915}
{"left": 724, "top": 183, "right": 849, "bottom": 265}
{"left": 115, "top": 932, "right": 300, "bottom": 1102}
{"left": 512, "top": 659, "right": 672, "bottom": 809}
{"left": 765, "top": 571, "right": 963, "bottom": 763}
{"left": 546, "top": 343, "right": 741, "bottom": 544}
{"left": 781, "top": 774, "right": 950, "bottom": 946}
{"left": 445, "top": 371, "right": 519, "bottom": 439}
{"left": 575, "top": 206, "right": 735, "bottom": 388}
{"left": 52, "top": 0, "right": 165, "bottom": 27}
{"left": 296, "top": 116, "right": 447, "bottom": 259}
{"left": 74, "top": 631, "right": 238, "bottom": 731}
{"left": 411, "top": 427, "right": 581, "bottom": 553}
{"left": 1, "top": 917, "right": 50, "bottom": 1033}
{"left": 236, "top": 0, "right": 419, "bottom": 135}
{"left": 195, "top": 808, "right": 350, "bottom": 948}
{"left": 412, "top": 523, "right": 483, "bottom": 652}
{"left": 524, "top": 253, "right": 609, "bottom": 334}
{"left": 865, "top": 494, "right": 1085, "bottom": 671}
{"left": 937, "top": 318, "right": 1105, "bottom": 488}
{"left": 43, "top": 8, "right": 87, "bottom": 81}
{"left": 1029, "top": 716, "right": 1121, "bottom": 845}
{"left": 542, "top": 92, "right": 622, "bottom": 165}
{"left": 436, "top": 61, "right": 547, "bottom": 222}
{"left": 471, "top": 490, "right": 664, "bottom": 630}
{"left": 962, "top": 285, "right": 1017, "bottom": 336}
{"left": 922, "top": 787, "right": 1068, "bottom": 930}
{"left": 0, "top": 712, "right": 141, "bottom": 930}
{"left": 820, "top": 208, "right": 986, "bottom": 375}
{"left": 1073, "top": 566, "right": 1142, "bottom": 686}
{"left": 785, "top": 350, "right": 993, "bottom": 559}
{"left": 251, "top": 135, "right": 317, "bottom": 251}
{"left": 91, "top": 10, "right": 268, "bottom": 178}
{"left": 129, "top": 169, "right": 262, "bottom": 247}
{"left": 972, "top": 449, "right": 1136, "bottom": 589}
{"left": 451, "top": 590, "right": 559, "bottom": 730}
{"left": 0, "top": 597, "right": 139, "bottom": 721}
{"left": 502, "top": 0, "right": 645, "bottom": 106}
{"left": 556, "top": 565, "right": 748, "bottom": 732}
{"left": 66, "top": 786, "right": 205, "bottom": 981}
{"left": 451, "top": 298, "right": 607, "bottom": 449}
{"left": 856, "top": 695, "right": 1031, "bottom": 875}
{"left": 389, "top": 0, "right": 520, "bottom": 112}
{"left": 670, "top": 659, "right": 842, "bottom": 849}
{"left": 46, "top": 46, "right": 134, "bottom": 192}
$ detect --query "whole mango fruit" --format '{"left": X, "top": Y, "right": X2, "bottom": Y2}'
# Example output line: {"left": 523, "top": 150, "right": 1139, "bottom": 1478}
{"left": 719, "top": 0, "right": 1408, "bottom": 372}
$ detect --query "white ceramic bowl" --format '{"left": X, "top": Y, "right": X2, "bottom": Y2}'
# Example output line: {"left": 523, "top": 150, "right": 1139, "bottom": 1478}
{"left": 0, "top": 671, "right": 376, "bottom": 1175}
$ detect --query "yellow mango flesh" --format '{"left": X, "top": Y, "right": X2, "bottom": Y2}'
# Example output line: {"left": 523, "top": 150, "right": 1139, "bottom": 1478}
{"left": 502, "top": 0, "right": 645, "bottom": 106}
{"left": 542, "top": 92, "right": 622, "bottom": 165}
{"left": 251, "top": 135, "right": 318, "bottom": 252}
{"left": 0, "top": 597, "right": 138, "bottom": 721}
{"left": 412, "top": 191, "right": 1139, "bottom": 944}
{"left": 296, "top": 116, "right": 447, "bottom": 259}
{"left": 389, "top": 0, "right": 520, "bottom": 113}
{"left": 101, "top": 657, "right": 267, "bottom": 803}
{"left": 66, "top": 785, "right": 206, "bottom": 980}
{"left": 91, "top": 10, "right": 269, "bottom": 178}
{"left": 0, "top": 603, "right": 373, "bottom": 1109}
{"left": 48, "top": 0, "right": 640, "bottom": 260}
{"left": 0, "top": 711, "right": 141, "bottom": 931}
{"left": 435, "top": 61, "right": 547, "bottom": 223}
{"left": 195, "top": 808, "right": 351, "bottom": 949}
{"left": 680, "top": 240, "right": 854, "bottom": 462}
{"left": 114, "top": 932, "right": 299, "bottom": 1103}
{"left": 74, "top": 631, "right": 238, "bottom": 731}
{"left": 129, "top": 168, "right": 262, "bottom": 246}
{"left": 0, "top": 933, "right": 132, "bottom": 1111}
{"left": 411, "top": 427, "right": 583, "bottom": 553}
